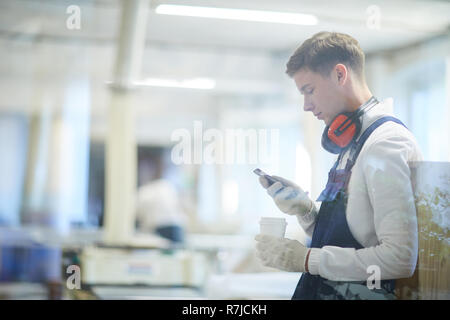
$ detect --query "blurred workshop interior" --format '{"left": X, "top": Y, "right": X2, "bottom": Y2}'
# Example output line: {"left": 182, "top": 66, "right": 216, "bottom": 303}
{"left": 0, "top": 0, "right": 449, "bottom": 299}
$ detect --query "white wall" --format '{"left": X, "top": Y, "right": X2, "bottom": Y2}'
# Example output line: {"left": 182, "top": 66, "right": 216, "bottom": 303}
{"left": 366, "top": 34, "right": 450, "bottom": 161}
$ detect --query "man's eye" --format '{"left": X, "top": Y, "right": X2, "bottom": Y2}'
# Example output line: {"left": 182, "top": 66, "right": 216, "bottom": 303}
{"left": 308, "top": 89, "right": 314, "bottom": 94}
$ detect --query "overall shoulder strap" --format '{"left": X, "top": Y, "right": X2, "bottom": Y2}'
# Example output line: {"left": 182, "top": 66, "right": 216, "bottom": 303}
{"left": 348, "top": 116, "right": 408, "bottom": 164}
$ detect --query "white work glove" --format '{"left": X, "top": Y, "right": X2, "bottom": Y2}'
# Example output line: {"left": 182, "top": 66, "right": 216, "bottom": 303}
{"left": 259, "top": 175, "right": 317, "bottom": 217}
{"left": 255, "top": 234, "right": 310, "bottom": 272}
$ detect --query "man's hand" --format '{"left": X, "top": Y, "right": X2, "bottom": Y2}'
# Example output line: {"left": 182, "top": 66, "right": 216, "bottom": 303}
{"left": 259, "top": 175, "right": 316, "bottom": 216}
{"left": 254, "top": 234, "right": 310, "bottom": 272}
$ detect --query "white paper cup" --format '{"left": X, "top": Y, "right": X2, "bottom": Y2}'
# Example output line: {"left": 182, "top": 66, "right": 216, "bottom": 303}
{"left": 259, "top": 217, "right": 287, "bottom": 238}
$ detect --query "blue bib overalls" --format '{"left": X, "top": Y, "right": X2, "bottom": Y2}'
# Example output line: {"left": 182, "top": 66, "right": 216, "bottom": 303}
{"left": 292, "top": 116, "right": 406, "bottom": 300}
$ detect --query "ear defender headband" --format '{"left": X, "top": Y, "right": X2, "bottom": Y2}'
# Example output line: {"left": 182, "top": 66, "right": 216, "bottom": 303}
{"left": 321, "top": 96, "right": 379, "bottom": 154}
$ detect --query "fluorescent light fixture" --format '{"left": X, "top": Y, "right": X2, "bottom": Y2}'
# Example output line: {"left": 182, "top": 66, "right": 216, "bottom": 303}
{"left": 135, "top": 77, "right": 216, "bottom": 90}
{"left": 155, "top": 4, "right": 318, "bottom": 26}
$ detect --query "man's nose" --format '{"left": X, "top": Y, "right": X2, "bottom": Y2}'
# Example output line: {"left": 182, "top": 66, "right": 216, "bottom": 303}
{"left": 303, "top": 100, "right": 314, "bottom": 112}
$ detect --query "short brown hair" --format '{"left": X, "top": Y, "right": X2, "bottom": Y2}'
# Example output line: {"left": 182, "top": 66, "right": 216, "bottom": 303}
{"left": 286, "top": 31, "right": 365, "bottom": 80}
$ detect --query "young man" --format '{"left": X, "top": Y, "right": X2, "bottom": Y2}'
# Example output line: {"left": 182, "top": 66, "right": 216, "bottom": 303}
{"left": 255, "top": 31, "right": 422, "bottom": 300}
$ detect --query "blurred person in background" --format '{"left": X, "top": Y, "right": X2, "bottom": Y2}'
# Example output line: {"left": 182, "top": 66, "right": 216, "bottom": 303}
{"left": 136, "top": 179, "right": 186, "bottom": 244}
{"left": 255, "top": 31, "right": 422, "bottom": 300}
{"left": 135, "top": 149, "right": 187, "bottom": 244}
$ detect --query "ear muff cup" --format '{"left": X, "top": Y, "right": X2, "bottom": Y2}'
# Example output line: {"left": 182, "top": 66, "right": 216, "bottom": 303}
{"left": 321, "top": 112, "right": 362, "bottom": 154}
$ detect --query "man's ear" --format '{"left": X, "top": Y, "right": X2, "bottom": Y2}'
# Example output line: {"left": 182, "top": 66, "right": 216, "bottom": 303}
{"left": 334, "top": 64, "right": 348, "bottom": 85}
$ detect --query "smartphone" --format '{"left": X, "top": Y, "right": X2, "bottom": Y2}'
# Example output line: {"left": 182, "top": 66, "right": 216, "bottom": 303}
{"left": 253, "top": 168, "right": 278, "bottom": 186}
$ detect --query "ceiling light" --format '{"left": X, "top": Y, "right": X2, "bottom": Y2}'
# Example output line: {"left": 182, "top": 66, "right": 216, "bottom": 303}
{"left": 155, "top": 4, "right": 318, "bottom": 26}
{"left": 135, "top": 77, "right": 216, "bottom": 90}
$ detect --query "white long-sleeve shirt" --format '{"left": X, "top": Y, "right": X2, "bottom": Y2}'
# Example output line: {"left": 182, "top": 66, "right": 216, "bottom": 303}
{"left": 298, "top": 98, "right": 423, "bottom": 281}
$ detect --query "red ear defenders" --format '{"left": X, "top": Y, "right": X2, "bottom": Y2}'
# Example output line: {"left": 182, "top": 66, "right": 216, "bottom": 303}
{"left": 321, "top": 96, "right": 379, "bottom": 154}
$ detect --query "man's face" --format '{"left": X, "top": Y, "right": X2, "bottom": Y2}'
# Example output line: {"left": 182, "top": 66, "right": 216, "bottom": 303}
{"left": 293, "top": 68, "right": 346, "bottom": 126}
